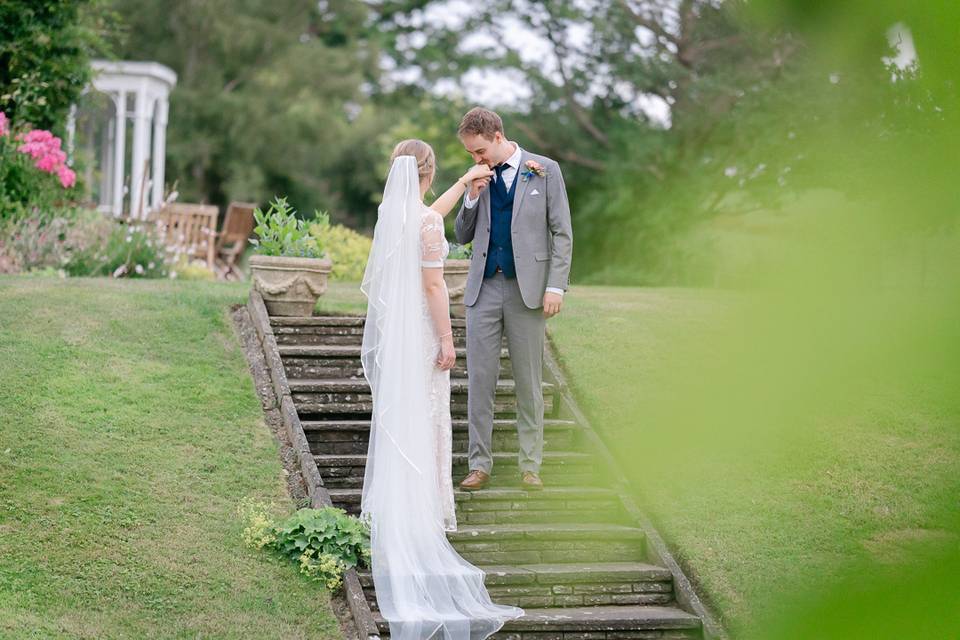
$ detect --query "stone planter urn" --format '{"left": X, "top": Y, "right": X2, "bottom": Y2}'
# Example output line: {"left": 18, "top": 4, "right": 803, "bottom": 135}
{"left": 443, "top": 258, "right": 470, "bottom": 318}
{"left": 249, "top": 254, "right": 333, "bottom": 316}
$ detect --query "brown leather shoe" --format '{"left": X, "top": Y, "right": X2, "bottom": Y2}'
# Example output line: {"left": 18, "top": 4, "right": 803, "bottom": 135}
{"left": 459, "top": 470, "right": 490, "bottom": 491}
{"left": 520, "top": 471, "right": 544, "bottom": 491}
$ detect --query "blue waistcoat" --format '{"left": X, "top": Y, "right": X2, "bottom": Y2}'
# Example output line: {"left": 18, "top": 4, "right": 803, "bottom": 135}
{"left": 484, "top": 170, "right": 518, "bottom": 279}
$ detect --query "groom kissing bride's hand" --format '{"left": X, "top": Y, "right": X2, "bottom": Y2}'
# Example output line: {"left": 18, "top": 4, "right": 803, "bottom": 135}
{"left": 454, "top": 106, "right": 573, "bottom": 493}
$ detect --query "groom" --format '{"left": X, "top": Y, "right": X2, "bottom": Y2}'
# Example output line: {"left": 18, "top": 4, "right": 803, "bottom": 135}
{"left": 454, "top": 107, "right": 573, "bottom": 491}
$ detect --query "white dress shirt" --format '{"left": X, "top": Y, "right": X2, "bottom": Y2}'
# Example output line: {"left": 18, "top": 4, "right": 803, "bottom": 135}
{"left": 463, "top": 144, "right": 564, "bottom": 297}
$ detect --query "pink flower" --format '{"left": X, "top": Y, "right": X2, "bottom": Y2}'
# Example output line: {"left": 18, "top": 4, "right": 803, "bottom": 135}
{"left": 36, "top": 148, "right": 66, "bottom": 172}
{"left": 0, "top": 112, "right": 8, "bottom": 137}
{"left": 13, "top": 126, "right": 75, "bottom": 189}
{"left": 57, "top": 165, "right": 76, "bottom": 189}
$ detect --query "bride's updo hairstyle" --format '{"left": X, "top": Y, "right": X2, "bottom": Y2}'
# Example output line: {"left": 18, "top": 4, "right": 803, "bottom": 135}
{"left": 390, "top": 139, "right": 436, "bottom": 187}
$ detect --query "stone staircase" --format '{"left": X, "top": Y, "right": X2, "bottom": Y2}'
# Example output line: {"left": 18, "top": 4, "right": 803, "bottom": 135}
{"left": 267, "top": 314, "right": 720, "bottom": 640}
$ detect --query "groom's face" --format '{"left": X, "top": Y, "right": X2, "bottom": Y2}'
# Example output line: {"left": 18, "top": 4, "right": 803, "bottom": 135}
{"left": 460, "top": 132, "right": 504, "bottom": 168}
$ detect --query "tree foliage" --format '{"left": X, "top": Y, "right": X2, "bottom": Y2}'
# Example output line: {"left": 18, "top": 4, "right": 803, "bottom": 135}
{"left": 0, "top": 0, "right": 113, "bottom": 131}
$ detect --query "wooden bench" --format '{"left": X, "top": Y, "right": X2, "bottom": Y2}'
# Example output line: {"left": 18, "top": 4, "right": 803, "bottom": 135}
{"left": 152, "top": 203, "right": 218, "bottom": 269}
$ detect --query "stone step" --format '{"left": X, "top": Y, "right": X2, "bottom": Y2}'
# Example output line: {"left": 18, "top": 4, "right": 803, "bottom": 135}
{"left": 271, "top": 316, "right": 467, "bottom": 329}
{"left": 271, "top": 316, "right": 469, "bottom": 346}
{"left": 290, "top": 378, "right": 555, "bottom": 418}
{"left": 327, "top": 486, "right": 625, "bottom": 524}
{"left": 315, "top": 451, "right": 599, "bottom": 490}
{"left": 303, "top": 418, "right": 580, "bottom": 455}
{"left": 279, "top": 344, "right": 512, "bottom": 379}
{"left": 448, "top": 523, "right": 646, "bottom": 565}
{"left": 359, "top": 561, "right": 675, "bottom": 609}
{"left": 372, "top": 605, "right": 702, "bottom": 638}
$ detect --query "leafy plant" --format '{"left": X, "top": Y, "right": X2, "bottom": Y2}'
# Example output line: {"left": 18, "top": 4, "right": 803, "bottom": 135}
{"left": 250, "top": 196, "right": 328, "bottom": 259}
{"left": 446, "top": 242, "right": 472, "bottom": 260}
{"left": 238, "top": 500, "right": 370, "bottom": 591}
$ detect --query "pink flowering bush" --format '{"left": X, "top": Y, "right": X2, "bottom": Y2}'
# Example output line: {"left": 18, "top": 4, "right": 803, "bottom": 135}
{"left": 16, "top": 128, "right": 76, "bottom": 188}
{"left": 0, "top": 110, "right": 78, "bottom": 222}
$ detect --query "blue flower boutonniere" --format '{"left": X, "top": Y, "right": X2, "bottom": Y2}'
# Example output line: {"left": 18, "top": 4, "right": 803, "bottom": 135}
{"left": 520, "top": 159, "right": 547, "bottom": 182}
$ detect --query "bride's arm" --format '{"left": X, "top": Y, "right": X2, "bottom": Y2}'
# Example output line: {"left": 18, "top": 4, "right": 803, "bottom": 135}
{"left": 429, "top": 164, "right": 494, "bottom": 217}
{"left": 422, "top": 267, "right": 455, "bottom": 369}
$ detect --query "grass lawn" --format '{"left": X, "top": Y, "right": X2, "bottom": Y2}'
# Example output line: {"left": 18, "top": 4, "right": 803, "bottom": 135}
{"left": 0, "top": 276, "right": 362, "bottom": 639}
{"left": 3, "top": 275, "right": 955, "bottom": 638}
{"left": 548, "top": 286, "right": 960, "bottom": 635}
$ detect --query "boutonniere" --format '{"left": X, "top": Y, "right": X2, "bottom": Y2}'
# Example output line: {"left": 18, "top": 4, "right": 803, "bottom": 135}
{"left": 520, "top": 159, "right": 547, "bottom": 182}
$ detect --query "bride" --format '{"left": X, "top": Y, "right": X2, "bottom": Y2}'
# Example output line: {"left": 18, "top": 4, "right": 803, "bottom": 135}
{"left": 360, "top": 139, "right": 523, "bottom": 640}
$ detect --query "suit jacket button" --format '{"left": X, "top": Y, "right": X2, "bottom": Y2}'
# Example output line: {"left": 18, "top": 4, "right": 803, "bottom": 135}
{"left": 482, "top": 252, "right": 487, "bottom": 257}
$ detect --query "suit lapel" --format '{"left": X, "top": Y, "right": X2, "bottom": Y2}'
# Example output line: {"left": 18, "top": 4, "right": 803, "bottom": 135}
{"left": 511, "top": 149, "right": 531, "bottom": 220}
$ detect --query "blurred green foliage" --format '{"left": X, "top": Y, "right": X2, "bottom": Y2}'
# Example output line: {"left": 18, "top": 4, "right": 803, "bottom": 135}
{"left": 0, "top": 0, "right": 114, "bottom": 131}
{"left": 308, "top": 221, "right": 372, "bottom": 281}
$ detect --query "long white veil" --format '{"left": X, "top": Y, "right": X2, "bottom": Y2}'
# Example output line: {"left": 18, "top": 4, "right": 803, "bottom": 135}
{"left": 360, "top": 156, "right": 523, "bottom": 640}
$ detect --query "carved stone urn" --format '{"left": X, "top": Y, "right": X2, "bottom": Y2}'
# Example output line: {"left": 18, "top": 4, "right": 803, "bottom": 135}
{"left": 249, "top": 254, "right": 333, "bottom": 316}
{"left": 443, "top": 258, "right": 470, "bottom": 318}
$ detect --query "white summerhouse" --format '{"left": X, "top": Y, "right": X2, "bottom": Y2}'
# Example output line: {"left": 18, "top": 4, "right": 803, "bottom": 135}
{"left": 69, "top": 60, "right": 177, "bottom": 219}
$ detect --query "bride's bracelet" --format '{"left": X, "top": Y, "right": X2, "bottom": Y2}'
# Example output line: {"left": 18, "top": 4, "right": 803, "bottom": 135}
{"left": 438, "top": 329, "right": 453, "bottom": 339}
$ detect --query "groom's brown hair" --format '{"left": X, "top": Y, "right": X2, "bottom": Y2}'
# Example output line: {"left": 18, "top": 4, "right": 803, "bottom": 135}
{"left": 458, "top": 107, "right": 504, "bottom": 140}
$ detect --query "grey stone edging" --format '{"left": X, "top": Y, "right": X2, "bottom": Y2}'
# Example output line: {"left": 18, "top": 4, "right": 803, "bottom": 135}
{"left": 542, "top": 338, "right": 728, "bottom": 640}
{"left": 246, "top": 290, "right": 381, "bottom": 640}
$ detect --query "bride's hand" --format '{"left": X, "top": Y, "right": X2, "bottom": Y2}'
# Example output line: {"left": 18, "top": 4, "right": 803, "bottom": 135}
{"left": 436, "top": 336, "right": 456, "bottom": 370}
{"left": 462, "top": 164, "right": 494, "bottom": 183}
{"left": 462, "top": 164, "right": 494, "bottom": 199}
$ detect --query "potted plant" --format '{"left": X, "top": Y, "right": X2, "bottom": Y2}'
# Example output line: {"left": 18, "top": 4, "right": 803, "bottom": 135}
{"left": 248, "top": 196, "right": 332, "bottom": 316}
{"left": 444, "top": 242, "right": 472, "bottom": 318}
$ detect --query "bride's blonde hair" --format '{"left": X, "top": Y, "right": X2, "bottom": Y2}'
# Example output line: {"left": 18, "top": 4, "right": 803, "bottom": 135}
{"left": 390, "top": 139, "right": 436, "bottom": 187}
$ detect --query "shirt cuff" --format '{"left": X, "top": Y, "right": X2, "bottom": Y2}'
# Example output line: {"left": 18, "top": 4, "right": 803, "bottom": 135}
{"left": 545, "top": 287, "right": 565, "bottom": 296}
{"left": 463, "top": 192, "right": 479, "bottom": 209}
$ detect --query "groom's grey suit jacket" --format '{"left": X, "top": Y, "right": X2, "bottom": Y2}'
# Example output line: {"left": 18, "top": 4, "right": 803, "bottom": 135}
{"left": 454, "top": 149, "right": 573, "bottom": 309}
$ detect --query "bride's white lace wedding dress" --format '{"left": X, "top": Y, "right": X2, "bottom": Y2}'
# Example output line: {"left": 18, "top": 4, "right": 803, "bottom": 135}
{"left": 360, "top": 156, "right": 522, "bottom": 640}
{"left": 419, "top": 206, "right": 457, "bottom": 532}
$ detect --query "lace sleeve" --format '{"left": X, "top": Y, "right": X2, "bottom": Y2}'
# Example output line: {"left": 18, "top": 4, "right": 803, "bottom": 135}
{"left": 420, "top": 210, "right": 446, "bottom": 268}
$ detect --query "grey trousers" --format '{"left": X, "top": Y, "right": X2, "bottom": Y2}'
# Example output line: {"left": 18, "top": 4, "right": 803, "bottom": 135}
{"left": 465, "top": 272, "right": 546, "bottom": 474}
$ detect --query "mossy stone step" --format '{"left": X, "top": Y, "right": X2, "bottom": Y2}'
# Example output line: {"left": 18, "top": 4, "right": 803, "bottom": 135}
{"left": 448, "top": 523, "right": 646, "bottom": 565}
{"left": 315, "top": 451, "right": 599, "bottom": 490}
{"left": 303, "top": 418, "right": 579, "bottom": 455}
{"left": 280, "top": 344, "right": 511, "bottom": 378}
{"left": 289, "top": 377, "right": 550, "bottom": 395}
{"left": 360, "top": 561, "right": 674, "bottom": 609}
{"left": 372, "top": 605, "right": 702, "bottom": 638}
{"left": 278, "top": 344, "right": 508, "bottom": 359}
{"left": 327, "top": 486, "right": 625, "bottom": 524}
{"left": 290, "top": 378, "right": 556, "bottom": 418}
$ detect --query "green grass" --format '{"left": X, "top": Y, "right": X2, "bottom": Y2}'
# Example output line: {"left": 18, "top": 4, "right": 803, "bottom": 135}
{"left": 3, "top": 275, "right": 955, "bottom": 637}
{"left": 0, "top": 275, "right": 356, "bottom": 639}
{"left": 548, "top": 286, "right": 960, "bottom": 635}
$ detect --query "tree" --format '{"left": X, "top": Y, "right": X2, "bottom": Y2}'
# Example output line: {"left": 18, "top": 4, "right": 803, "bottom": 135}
{"left": 0, "top": 0, "right": 113, "bottom": 131}
{"left": 106, "top": 0, "right": 383, "bottom": 222}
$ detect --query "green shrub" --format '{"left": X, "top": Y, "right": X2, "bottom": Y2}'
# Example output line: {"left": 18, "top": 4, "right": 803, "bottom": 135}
{"left": 0, "top": 206, "right": 175, "bottom": 278}
{"left": 77, "top": 220, "right": 169, "bottom": 278}
{"left": 238, "top": 500, "right": 370, "bottom": 591}
{"left": 0, "top": 1, "right": 113, "bottom": 130}
{"left": 447, "top": 242, "right": 472, "bottom": 260}
{"left": 251, "top": 197, "right": 328, "bottom": 259}
{"left": 309, "top": 222, "right": 371, "bottom": 281}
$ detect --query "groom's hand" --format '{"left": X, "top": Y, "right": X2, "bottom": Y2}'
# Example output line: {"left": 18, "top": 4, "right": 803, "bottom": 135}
{"left": 469, "top": 176, "right": 491, "bottom": 199}
{"left": 543, "top": 292, "right": 563, "bottom": 318}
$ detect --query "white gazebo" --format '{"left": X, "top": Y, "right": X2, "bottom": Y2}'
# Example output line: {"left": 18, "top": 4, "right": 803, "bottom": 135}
{"left": 70, "top": 60, "right": 177, "bottom": 219}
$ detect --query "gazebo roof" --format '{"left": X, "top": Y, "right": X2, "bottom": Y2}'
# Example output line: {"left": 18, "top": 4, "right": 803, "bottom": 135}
{"left": 91, "top": 60, "right": 177, "bottom": 92}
